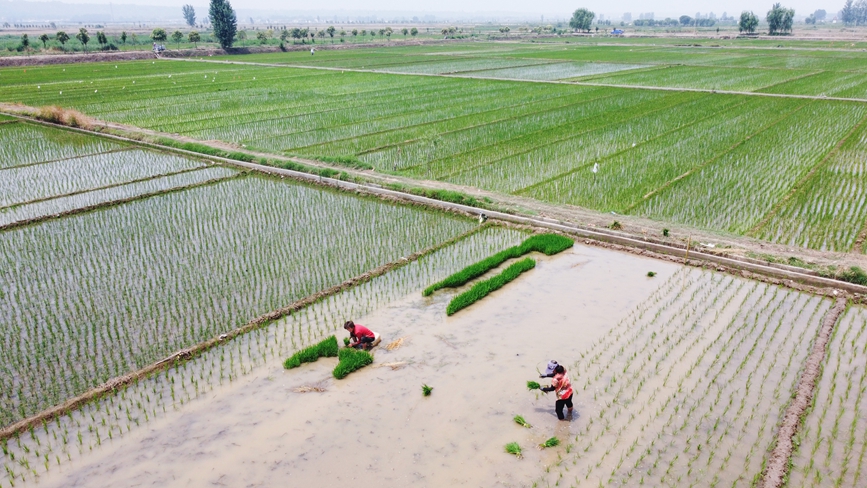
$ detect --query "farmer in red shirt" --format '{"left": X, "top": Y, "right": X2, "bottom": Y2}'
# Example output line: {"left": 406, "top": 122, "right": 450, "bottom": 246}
{"left": 541, "top": 364, "right": 574, "bottom": 420}
{"left": 344, "top": 320, "right": 378, "bottom": 350}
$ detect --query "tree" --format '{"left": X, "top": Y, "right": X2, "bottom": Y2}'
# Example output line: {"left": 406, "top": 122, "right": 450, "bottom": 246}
{"left": 96, "top": 31, "right": 107, "bottom": 49}
{"left": 766, "top": 3, "right": 794, "bottom": 34}
{"left": 152, "top": 28, "right": 167, "bottom": 43}
{"left": 20, "top": 34, "right": 29, "bottom": 50}
{"left": 327, "top": 25, "right": 336, "bottom": 42}
{"left": 410, "top": 27, "right": 418, "bottom": 36}
{"left": 401, "top": 27, "right": 408, "bottom": 36}
{"left": 189, "top": 30, "right": 201, "bottom": 47}
{"left": 679, "top": 15, "right": 693, "bottom": 26}
{"left": 291, "top": 27, "right": 302, "bottom": 42}
{"left": 351, "top": 29, "right": 358, "bottom": 36}
{"left": 182, "top": 4, "right": 196, "bottom": 27}
{"left": 569, "top": 8, "right": 595, "bottom": 32}
{"left": 172, "top": 30, "right": 184, "bottom": 48}
{"left": 56, "top": 31, "right": 69, "bottom": 50}
{"left": 209, "top": 0, "right": 237, "bottom": 49}
{"left": 814, "top": 9, "right": 827, "bottom": 20}
{"left": 120, "top": 31, "right": 128, "bottom": 45}
{"left": 280, "top": 29, "right": 289, "bottom": 43}
{"left": 384, "top": 27, "right": 393, "bottom": 40}
{"left": 39, "top": 33, "right": 50, "bottom": 49}
{"left": 76, "top": 28, "right": 89, "bottom": 51}
{"left": 237, "top": 30, "right": 247, "bottom": 41}
{"left": 739, "top": 11, "right": 759, "bottom": 33}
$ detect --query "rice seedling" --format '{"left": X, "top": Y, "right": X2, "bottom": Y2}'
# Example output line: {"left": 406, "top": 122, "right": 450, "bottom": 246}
{"left": 505, "top": 442, "right": 523, "bottom": 459}
{"left": 385, "top": 337, "right": 407, "bottom": 350}
{"left": 527, "top": 381, "right": 542, "bottom": 390}
{"left": 283, "top": 336, "right": 339, "bottom": 369}
{"left": 343, "top": 337, "right": 350, "bottom": 347}
{"left": 422, "top": 384, "right": 433, "bottom": 396}
{"left": 423, "top": 233, "right": 572, "bottom": 296}
{"left": 514, "top": 415, "right": 531, "bottom": 428}
{"left": 663, "top": 229, "right": 670, "bottom": 237}
{"left": 541, "top": 437, "right": 560, "bottom": 449}
{"left": 332, "top": 348, "right": 374, "bottom": 380}
{"left": 446, "top": 258, "right": 536, "bottom": 315}
{"left": 647, "top": 272, "right": 657, "bottom": 277}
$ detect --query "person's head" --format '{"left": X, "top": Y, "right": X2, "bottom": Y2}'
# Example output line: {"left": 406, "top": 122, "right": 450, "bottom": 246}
{"left": 343, "top": 320, "right": 355, "bottom": 331}
{"left": 554, "top": 365, "right": 565, "bottom": 375}
{"left": 544, "top": 360, "right": 559, "bottom": 376}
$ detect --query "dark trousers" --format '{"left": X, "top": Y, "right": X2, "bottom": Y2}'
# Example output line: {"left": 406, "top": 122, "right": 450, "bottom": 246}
{"left": 353, "top": 336, "right": 375, "bottom": 349}
{"left": 555, "top": 394, "right": 574, "bottom": 420}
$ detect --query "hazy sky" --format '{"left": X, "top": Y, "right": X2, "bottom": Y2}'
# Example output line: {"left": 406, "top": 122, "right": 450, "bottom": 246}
{"left": 41, "top": 0, "right": 840, "bottom": 17}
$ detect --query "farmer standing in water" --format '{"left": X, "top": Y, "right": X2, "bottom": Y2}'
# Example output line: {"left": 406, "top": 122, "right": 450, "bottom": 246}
{"left": 540, "top": 361, "right": 574, "bottom": 420}
{"left": 344, "top": 320, "right": 379, "bottom": 350}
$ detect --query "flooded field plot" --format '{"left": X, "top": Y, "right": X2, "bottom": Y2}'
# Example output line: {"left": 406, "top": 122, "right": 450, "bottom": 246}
{"left": 0, "top": 171, "right": 476, "bottom": 425}
{"left": 1, "top": 241, "right": 834, "bottom": 488}
{"left": 788, "top": 306, "right": 867, "bottom": 488}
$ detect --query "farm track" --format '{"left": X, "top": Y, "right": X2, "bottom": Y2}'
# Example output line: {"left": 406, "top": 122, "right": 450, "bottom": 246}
{"left": 759, "top": 297, "right": 849, "bottom": 488}
{"left": 171, "top": 58, "right": 867, "bottom": 103}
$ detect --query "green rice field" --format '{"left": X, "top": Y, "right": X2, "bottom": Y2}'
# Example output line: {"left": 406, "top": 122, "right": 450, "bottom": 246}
{"left": 2, "top": 42, "right": 866, "bottom": 252}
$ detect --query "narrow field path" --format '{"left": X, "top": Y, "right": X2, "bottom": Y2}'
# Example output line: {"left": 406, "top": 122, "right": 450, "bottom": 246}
{"left": 169, "top": 57, "right": 867, "bottom": 103}
{"left": 759, "top": 297, "right": 849, "bottom": 488}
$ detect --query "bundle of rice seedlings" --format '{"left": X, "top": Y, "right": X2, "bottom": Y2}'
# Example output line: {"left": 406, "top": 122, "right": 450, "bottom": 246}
{"left": 527, "top": 381, "right": 541, "bottom": 390}
{"left": 505, "top": 442, "right": 523, "bottom": 459}
{"left": 332, "top": 347, "right": 373, "bottom": 379}
{"left": 540, "top": 437, "right": 560, "bottom": 449}
{"left": 446, "top": 258, "right": 535, "bottom": 315}
{"left": 647, "top": 271, "right": 657, "bottom": 277}
{"left": 284, "top": 336, "right": 339, "bottom": 369}
{"left": 386, "top": 337, "right": 407, "bottom": 351}
{"left": 343, "top": 337, "right": 350, "bottom": 347}
{"left": 422, "top": 384, "right": 433, "bottom": 396}
{"left": 513, "top": 415, "right": 531, "bottom": 428}
{"left": 423, "top": 233, "right": 573, "bottom": 296}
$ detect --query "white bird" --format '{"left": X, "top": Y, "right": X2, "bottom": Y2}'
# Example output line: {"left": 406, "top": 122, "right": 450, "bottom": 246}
{"left": 592, "top": 163, "right": 599, "bottom": 174}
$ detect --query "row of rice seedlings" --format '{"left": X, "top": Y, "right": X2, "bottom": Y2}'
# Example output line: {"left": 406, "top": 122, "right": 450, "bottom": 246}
{"left": 295, "top": 84, "right": 599, "bottom": 161}
{"left": 584, "top": 65, "right": 816, "bottom": 92}
{"left": 523, "top": 96, "right": 797, "bottom": 212}
{"left": 633, "top": 101, "right": 867, "bottom": 235}
{"left": 0, "top": 225, "right": 527, "bottom": 486}
{"left": 755, "top": 127, "right": 867, "bottom": 252}
{"left": 760, "top": 71, "right": 867, "bottom": 98}
{"left": 395, "top": 89, "right": 684, "bottom": 178}
{"left": 0, "top": 175, "right": 478, "bottom": 425}
{"left": 0, "top": 166, "right": 239, "bottom": 229}
{"left": 0, "top": 122, "right": 124, "bottom": 170}
{"left": 524, "top": 268, "right": 832, "bottom": 488}
{"left": 439, "top": 91, "right": 731, "bottom": 190}
{"left": 788, "top": 306, "right": 867, "bottom": 488}
{"left": 0, "top": 149, "right": 207, "bottom": 209}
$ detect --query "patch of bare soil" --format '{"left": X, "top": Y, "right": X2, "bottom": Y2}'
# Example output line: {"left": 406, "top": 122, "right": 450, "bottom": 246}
{"left": 759, "top": 297, "right": 849, "bottom": 488}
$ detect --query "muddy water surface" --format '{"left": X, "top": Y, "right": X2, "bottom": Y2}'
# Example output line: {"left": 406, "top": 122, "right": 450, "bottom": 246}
{"left": 37, "top": 245, "right": 677, "bottom": 487}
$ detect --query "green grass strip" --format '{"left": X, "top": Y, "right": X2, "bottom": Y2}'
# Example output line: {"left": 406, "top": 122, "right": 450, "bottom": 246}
{"left": 424, "top": 233, "right": 572, "bottom": 297}
{"left": 283, "top": 335, "right": 339, "bottom": 369}
{"left": 446, "top": 258, "right": 536, "bottom": 316}
{"left": 333, "top": 347, "right": 374, "bottom": 379}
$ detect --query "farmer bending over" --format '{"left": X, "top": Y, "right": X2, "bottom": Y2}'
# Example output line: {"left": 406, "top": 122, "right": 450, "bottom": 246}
{"left": 541, "top": 364, "right": 573, "bottom": 420}
{"left": 344, "top": 320, "right": 378, "bottom": 350}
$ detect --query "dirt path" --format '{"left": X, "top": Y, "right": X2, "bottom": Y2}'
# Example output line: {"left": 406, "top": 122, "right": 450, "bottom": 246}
{"left": 759, "top": 296, "right": 849, "bottom": 488}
